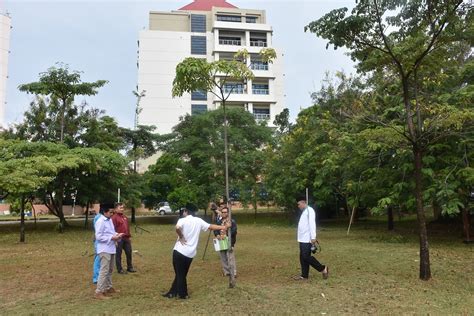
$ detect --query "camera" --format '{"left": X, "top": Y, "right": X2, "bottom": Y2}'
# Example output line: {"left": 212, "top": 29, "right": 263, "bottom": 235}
{"left": 311, "top": 244, "right": 317, "bottom": 254}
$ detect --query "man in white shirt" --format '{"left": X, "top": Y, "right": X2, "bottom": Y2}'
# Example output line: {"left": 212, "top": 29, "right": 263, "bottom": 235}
{"left": 94, "top": 205, "right": 124, "bottom": 300}
{"left": 295, "top": 198, "right": 328, "bottom": 280}
{"left": 162, "top": 207, "right": 228, "bottom": 299}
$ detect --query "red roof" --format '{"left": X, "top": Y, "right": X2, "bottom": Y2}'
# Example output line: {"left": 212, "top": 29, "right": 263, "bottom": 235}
{"left": 179, "top": 0, "right": 237, "bottom": 11}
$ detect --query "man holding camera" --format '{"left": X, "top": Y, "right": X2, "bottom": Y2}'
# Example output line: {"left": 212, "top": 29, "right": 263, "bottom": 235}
{"left": 294, "top": 198, "right": 328, "bottom": 280}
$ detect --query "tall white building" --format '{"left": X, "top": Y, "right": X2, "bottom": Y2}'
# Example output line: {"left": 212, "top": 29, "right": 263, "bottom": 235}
{"left": 137, "top": 0, "right": 285, "bottom": 136}
{"left": 0, "top": 13, "right": 11, "bottom": 127}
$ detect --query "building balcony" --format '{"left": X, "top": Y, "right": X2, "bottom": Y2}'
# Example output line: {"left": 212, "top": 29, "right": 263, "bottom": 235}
{"left": 214, "top": 93, "right": 275, "bottom": 103}
{"left": 250, "top": 62, "right": 268, "bottom": 71}
{"left": 252, "top": 88, "right": 269, "bottom": 95}
{"left": 219, "top": 39, "right": 241, "bottom": 46}
{"left": 254, "top": 113, "right": 270, "bottom": 120}
{"left": 213, "top": 21, "right": 273, "bottom": 32}
{"left": 250, "top": 40, "right": 267, "bottom": 47}
{"left": 223, "top": 87, "right": 245, "bottom": 94}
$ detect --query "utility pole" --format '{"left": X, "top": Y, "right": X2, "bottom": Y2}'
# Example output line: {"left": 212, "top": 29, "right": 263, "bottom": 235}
{"left": 133, "top": 89, "right": 146, "bottom": 173}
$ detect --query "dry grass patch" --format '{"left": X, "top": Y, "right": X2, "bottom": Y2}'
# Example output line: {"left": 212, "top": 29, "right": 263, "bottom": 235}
{"left": 0, "top": 216, "right": 472, "bottom": 315}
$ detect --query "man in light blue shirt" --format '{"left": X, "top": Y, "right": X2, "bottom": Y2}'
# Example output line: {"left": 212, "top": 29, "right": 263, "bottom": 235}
{"left": 94, "top": 206, "right": 124, "bottom": 299}
{"left": 92, "top": 207, "right": 102, "bottom": 284}
{"left": 294, "top": 198, "right": 328, "bottom": 280}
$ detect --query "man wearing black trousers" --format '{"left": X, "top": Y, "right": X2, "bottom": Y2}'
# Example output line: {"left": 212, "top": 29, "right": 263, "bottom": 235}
{"left": 294, "top": 198, "right": 329, "bottom": 280}
{"left": 111, "top": 202, "right": 136, "bottom": 274}
{"left": 163, "top": 207, "right": 227, "bottom": 299}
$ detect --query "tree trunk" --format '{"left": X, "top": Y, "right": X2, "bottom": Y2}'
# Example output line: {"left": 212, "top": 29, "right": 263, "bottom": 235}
{"left": 387, "top": 205, "right": 394, "bottom": 231}
{"left": 432, "top": 200, "right": 442, "bottom": 221}
{"left": 20, "top": 197, "right": 26, "bottom": 243}
{"left": 56, "top": 176, "right": 68, "bottom": 232}
{"left": 30, "top": 200, "right": 37, "bottom": 230}
{"left": 413, "top": 149, "right": 431, "bottom": 280}
{"left": 402, "top": 74, "right": 431, "bottom": 280}
{"left": 84, "top": 202, "right": 90, "bottom": 229}
{"left": 253, "top": 197, "right": 257, "bottom": 221}
{"left": 131, "top": 207, "right": 136, "bottom": 224}
{"left": 462, "top": 207, "right": 471, "bottom": 243}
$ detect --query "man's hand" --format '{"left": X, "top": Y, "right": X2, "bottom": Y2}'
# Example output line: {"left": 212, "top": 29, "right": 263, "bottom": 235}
{"left": 112, "top": 233, "right": 124, "bottom": 241}
{"left": 178, "top": 237, "right": 187, "bottom": 245}
{"left": 311, "top": 239, "right": 317, "bottom": 245}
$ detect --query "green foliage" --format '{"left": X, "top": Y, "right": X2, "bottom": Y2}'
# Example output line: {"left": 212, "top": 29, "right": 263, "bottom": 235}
{"left": 146, "top": 108, "right": 272, "bottom": 209}
{"left": 9, "top": 64, "right": 131, "bottom": 225}
{"left": 18, "top": 63, "right": 107, "bottom": 103}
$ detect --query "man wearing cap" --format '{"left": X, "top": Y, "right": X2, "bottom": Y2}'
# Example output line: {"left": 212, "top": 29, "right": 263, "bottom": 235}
{"left": 294, "top": 198, "right": 328, "bottom": 280}
{"left": 162, "top": 207, "right": 228, "bottom": 299}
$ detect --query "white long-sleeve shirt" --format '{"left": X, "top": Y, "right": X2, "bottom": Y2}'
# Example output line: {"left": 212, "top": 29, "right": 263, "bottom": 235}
{"left": 297, "top": 206, "right": 316, "bottom": 243}
{"left": 95, "top": 215, "right": 117, "bottom": 254}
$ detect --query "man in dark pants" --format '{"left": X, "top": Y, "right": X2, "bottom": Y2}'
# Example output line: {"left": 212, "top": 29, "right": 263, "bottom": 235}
{"left": 111, "top": 202, "right": 136, "bottom": 274}
{"left": 294, "top": 198, "right": 329, "bottom": 280}
{"left": 163, "top": 207, "right": 227, "bottom": 299}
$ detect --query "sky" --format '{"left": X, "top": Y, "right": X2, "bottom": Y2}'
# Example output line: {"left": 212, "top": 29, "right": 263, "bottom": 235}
{"left": 2, "top": 0, "right": 355, "bottom": 129}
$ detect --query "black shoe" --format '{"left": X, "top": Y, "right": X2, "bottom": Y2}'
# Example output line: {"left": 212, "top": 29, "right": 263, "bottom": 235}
{"left": 162, "top": 293, "right": 176, "bottom": 299}
{"left": 118, "top": 270, "right": 127, "bottom": 274}
{"left": 127, "top": 268, "right": 137, "bottom": 273}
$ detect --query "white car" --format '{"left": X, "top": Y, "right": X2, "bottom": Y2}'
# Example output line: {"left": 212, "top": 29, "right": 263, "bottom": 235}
{"left": 155, "top": 202, "right": 173, "bottom": 215}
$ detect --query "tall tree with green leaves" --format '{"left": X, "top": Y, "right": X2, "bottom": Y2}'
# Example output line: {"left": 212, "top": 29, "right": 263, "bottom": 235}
{"left": 18, "top": 64, "right": 107, "bottom": 143}
{"left": 14, "top": 65, "right": 122, "bottom": 229}
{"left": 305, "top": 0, "right": 472, "bottom": 280}
{"left": 172, "top": 48, "right": 276, "bottom": 288}
{"left": 172, "top": 48, "right": 276, "bottom": 205}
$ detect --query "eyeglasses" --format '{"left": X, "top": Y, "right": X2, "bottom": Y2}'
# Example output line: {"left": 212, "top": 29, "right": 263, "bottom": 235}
{"left": 221, "top": 211, "right": 228, "bottom": 214}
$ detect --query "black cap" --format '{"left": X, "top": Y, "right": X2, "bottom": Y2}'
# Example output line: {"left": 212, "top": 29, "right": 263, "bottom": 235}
{"left": 297, "top": 196, "right": 307, "bottom": 203}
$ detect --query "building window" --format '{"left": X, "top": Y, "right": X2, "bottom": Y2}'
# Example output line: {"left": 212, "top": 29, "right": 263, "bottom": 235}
{"left": 219, "top": 36, "right": 241, "bottom": 46}
{"left": 246, "top": 16, "right": 257, "bottom": 23}
{"left": 192, "top": 104, "right": 207, "bottom": 115}
{"left": 250, "top": 60, "right": 268, "bottom": 71}
{"left": 250, "top": 38, "right": 267, "bottom": 47}
{"left": 217, "top": 15, "right": 241, "bottom": 22}
{"left": 253, "top": 108, "right": 270, "bottom": 120}
{"left": 191, "top": 90, "right": 207, "bottom": 101}
{"left": 223, "top": 83, "right": 245, "bottom": 94}
{"left": 250, "top": 32, "right": 267, "bottom": 47}
{"left": 191, "top": 14, "right": 206, "bottom": 33}
{"left": 191, "top": 36, "right": 206, "bottom": 55}
{"left": 252, "top": 84, "right": 269, "bottom": 95}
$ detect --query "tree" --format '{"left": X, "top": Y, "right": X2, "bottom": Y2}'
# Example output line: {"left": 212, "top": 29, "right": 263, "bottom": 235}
{"left": 172, "top": 48, "right": 276, "bottom": 204}
{"left": 153, "top": 108, "right": 272, "bottom": 211}
{"left": 14, "top": 65, "right": 118, "bottom": 228}
{"left": 121, "top": 125, "right": 158, "bottom": 223}
{"left": 0, "top": 140, "right": 85, "bottom": 240}
{"left": 305, "top": 0, "right": 472, "bottom": 280}
{"left": 172, "top": 48, "right": 276, "bottom": 288}
{"left": 18, "top": 64, "right": 107, "bottom": 143}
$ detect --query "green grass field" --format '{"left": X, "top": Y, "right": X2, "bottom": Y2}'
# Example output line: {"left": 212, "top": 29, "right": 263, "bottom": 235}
{"left": 0, "top": 214, "right": 472, "bottom": 315}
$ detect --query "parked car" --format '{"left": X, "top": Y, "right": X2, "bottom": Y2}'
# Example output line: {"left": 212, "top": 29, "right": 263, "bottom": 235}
{"left": 154, "top": 202, "right": 173, "bottom": 215}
